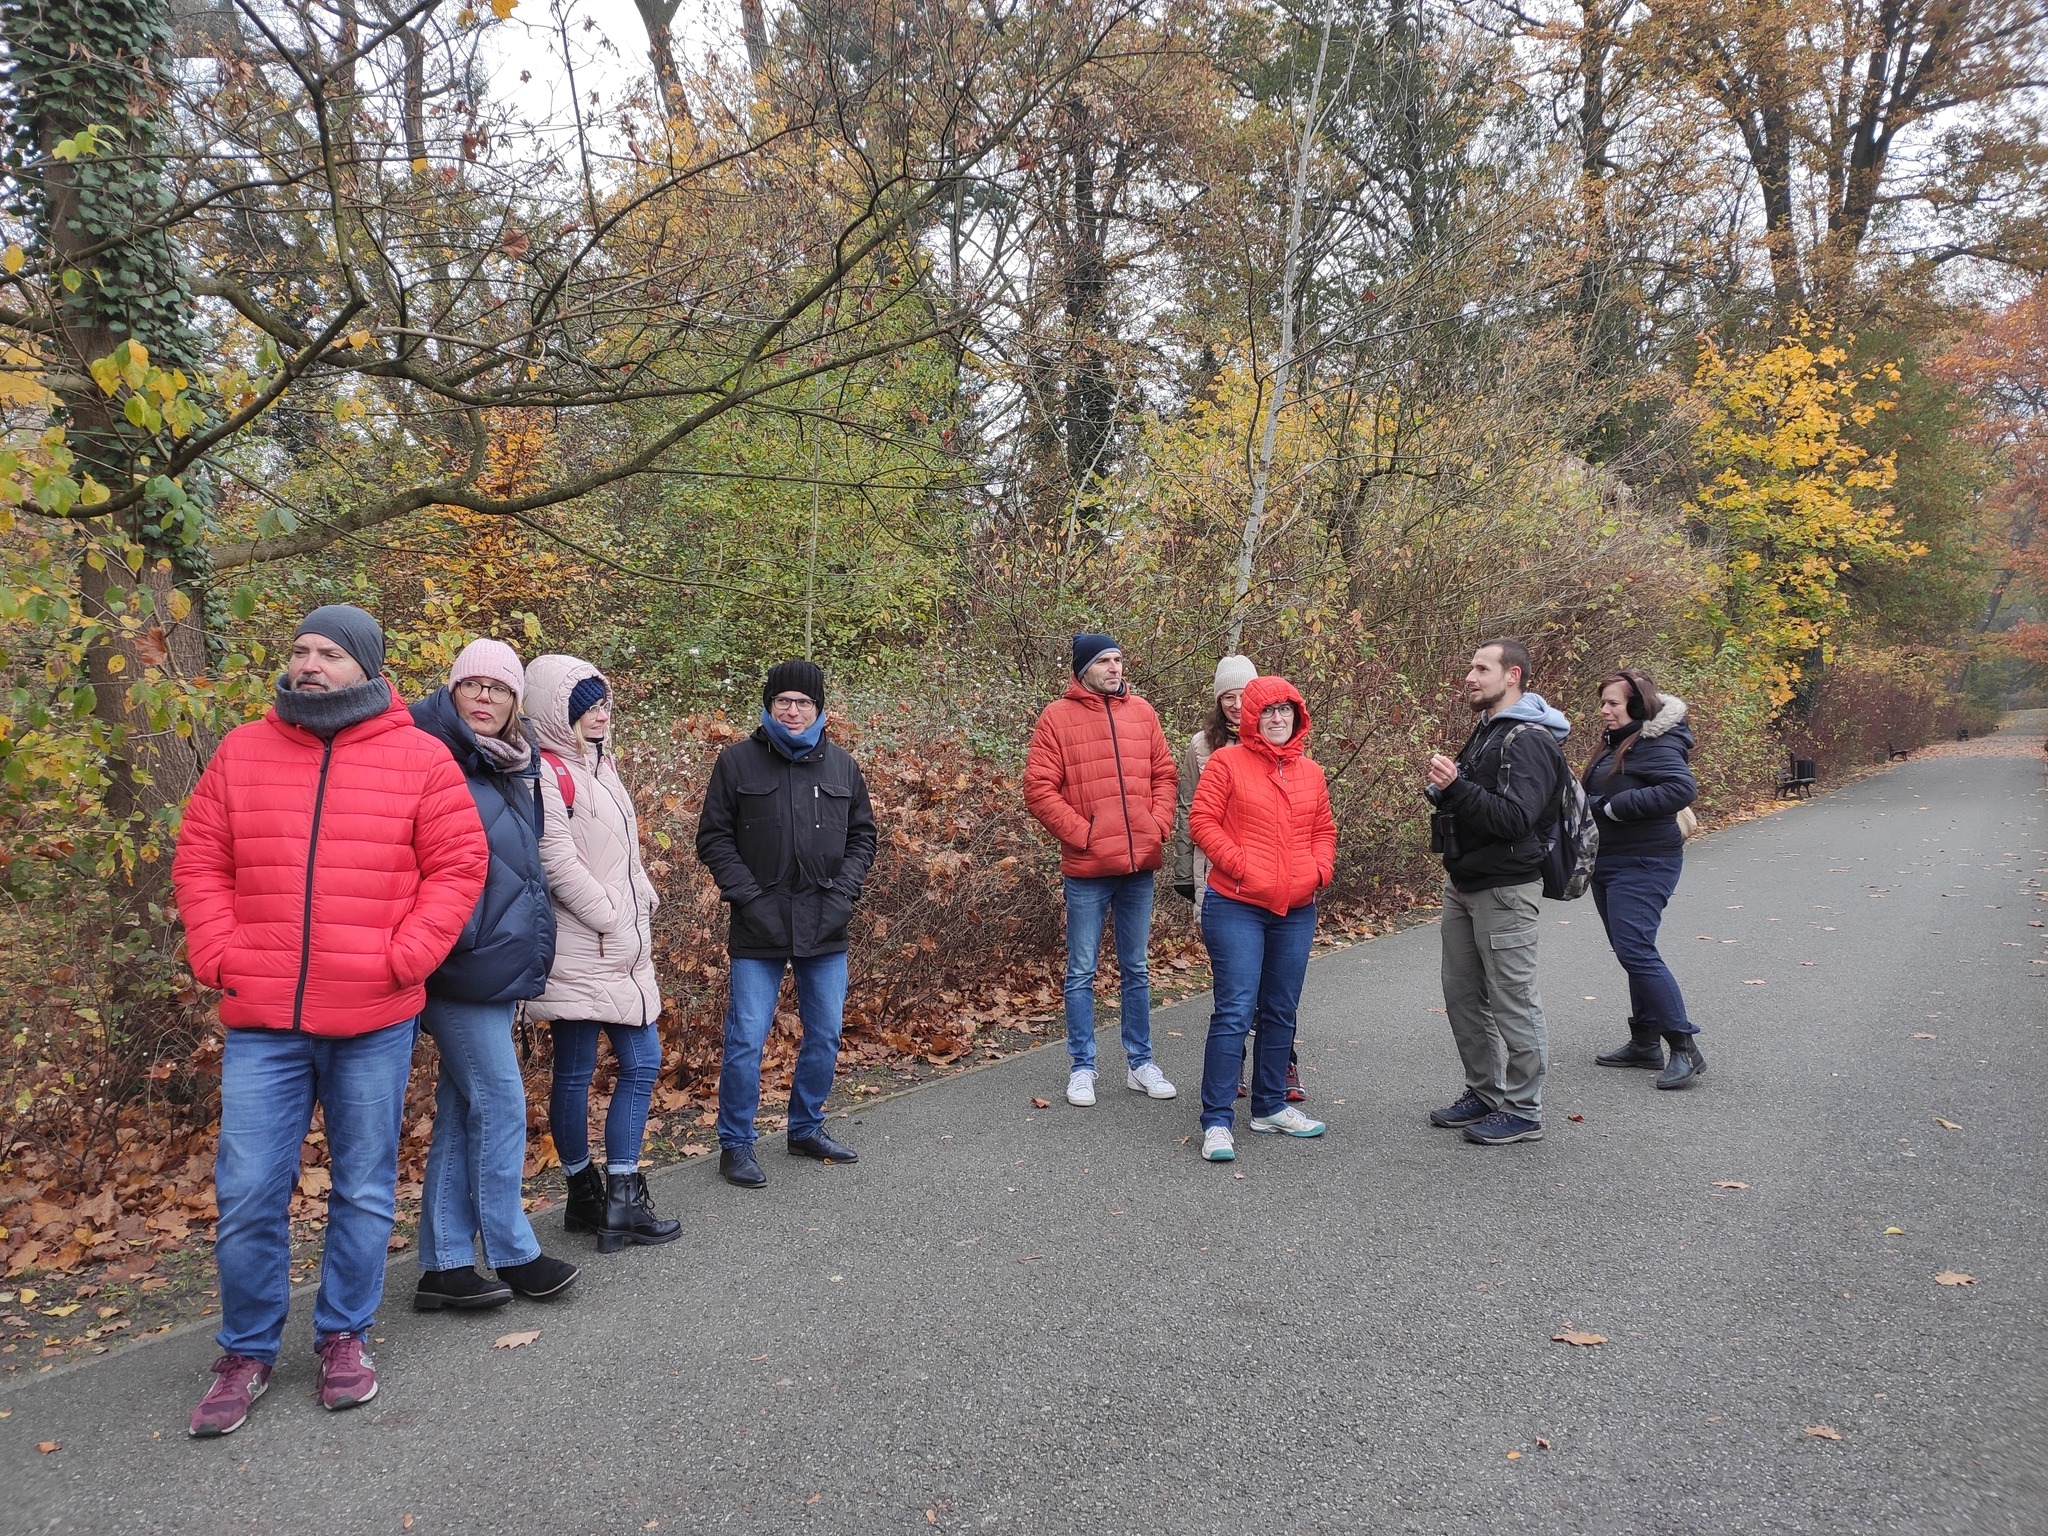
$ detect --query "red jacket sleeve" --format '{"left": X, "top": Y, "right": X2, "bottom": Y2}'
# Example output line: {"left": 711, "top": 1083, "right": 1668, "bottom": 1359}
{"left": 1022, "top": 706, "right": 1089, "bottom": 849}
{"left": 1188, "top": 750, "right": 1245, "bottom": 883}
{"left": 172, "top": 752, "right": 238, "bottom": 988}
{"left": 387, "top": 750, "right": 489, "bottom": 988}
{"left": 1311, "top": 767, "right": 1337, "bottom": 888}
{"left": 1145, "top": 709, "right": 1178, "bottom": 841}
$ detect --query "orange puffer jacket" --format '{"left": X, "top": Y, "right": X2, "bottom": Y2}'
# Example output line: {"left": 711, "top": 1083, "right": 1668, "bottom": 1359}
{"left": 1023, "top": 680, "right": 1178, "bottom": 878}
{"left": 173, "top": 689, "right": 489, "bottom": 1036}
{"left": 1189, "top": 676, "right": 1336, "bottom": 915}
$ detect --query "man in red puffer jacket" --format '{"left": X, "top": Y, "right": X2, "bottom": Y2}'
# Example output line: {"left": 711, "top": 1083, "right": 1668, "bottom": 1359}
{"left": 1023, "top": 633, "right": 1180, "bottom": 1110}
{"left": 173, "top": 604, "right": 486, "bottom": 1439}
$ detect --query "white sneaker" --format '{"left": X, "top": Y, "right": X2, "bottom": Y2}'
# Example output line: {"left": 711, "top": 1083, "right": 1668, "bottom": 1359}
{"left": 1201, "top": 1126, "right": 1236, "bottom": 1162}
{"left": 1065, "top": 1069, "right": 1097, "bottom": 1107}
{"left": 1127, "top": 1062, "right": 1177, "bottom": 1100}
{"left": 1249, "top": 1105, "right": 1326, "bottom": 1138}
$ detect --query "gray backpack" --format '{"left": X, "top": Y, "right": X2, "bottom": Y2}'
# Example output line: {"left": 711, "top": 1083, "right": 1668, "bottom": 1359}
{"left": 1502, "top": 722, "right": 1598, "bottom": 900}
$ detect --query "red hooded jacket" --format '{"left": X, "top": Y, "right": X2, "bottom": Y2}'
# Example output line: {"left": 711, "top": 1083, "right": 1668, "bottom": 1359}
{"left": 173, "top": 688, "right": 489, "bottom": 1037}
{"left": 1023, "top": 680, "right": 1178, "bottom": 878}
{"left": 1188, "top": 676, "right": 1336, "bottom": 914}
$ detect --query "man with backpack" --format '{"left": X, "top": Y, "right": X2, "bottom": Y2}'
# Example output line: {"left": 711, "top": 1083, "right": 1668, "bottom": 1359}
{"left": 1422, "top": 639, "right": 1574, "bottom": 1146}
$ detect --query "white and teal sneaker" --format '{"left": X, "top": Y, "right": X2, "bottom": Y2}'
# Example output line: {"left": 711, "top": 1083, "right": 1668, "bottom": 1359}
{"left": 1249, "top": 1105, "right": 1326, "bottom": 1138}
{"left": 1201, "top": 1126, "right": 1236, "bottom": 1162}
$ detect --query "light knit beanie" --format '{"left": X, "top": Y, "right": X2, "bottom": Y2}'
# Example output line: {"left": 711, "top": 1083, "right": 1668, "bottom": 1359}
{"left": 1212, "top": 655, "right": 1258, "bottom": 699}
{"left": 449, "top": 638, "right": 525, "bottom": 702}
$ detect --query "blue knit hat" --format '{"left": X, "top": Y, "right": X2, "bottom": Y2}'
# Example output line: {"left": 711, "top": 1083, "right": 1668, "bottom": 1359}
{"left": 567, "top": 674, "right": 609, "bottom": 727}
{"left": 1072, "top": 633, "right": 1120, "bottom": 677}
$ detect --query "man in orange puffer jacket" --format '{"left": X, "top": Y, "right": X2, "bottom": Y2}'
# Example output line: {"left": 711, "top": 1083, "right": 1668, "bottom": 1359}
{"left": 173, "top": 605, "right": 487, "bottom": 1438}
{"left": 1023, "top": 634, "right": 1181, "bottom": 1108}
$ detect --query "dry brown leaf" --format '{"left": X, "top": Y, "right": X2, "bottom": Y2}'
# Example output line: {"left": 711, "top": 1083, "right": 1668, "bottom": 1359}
{"left": 1713, "top": 1181, "right": 1751, "bottom": 1190}
{"left": 926, "top": 1512, "right": 939, "bottom": 1525}
{"left": 403, "top": 1518, "right": 415, "bottom": 1530}
{"left": 1932, "top": 1116, "right": 1963, "bottom": 1130}
{"left": 1029, "top": 1097, "right": 1051, "bottom": 1109}
{"left": 1912, "top": 1033, "right": 1937, "bottom": 1040}
{"left": 1742, "top": 978, "right": 1767, "bottom": 985}
{"left": 1934, "top": 1271, "right": 1976, "bottom": 1286}
{"left": 1506, "top": 1450, "right": 1522, "bottom": 1459}
{"left": 36, "top": 1441, "right": 59, "bottom": 1454}
{"left": 1535, "top": 1437, "right": 1551, "bottom": 1450}
{"left": 1552, "top": 1330, "right": 1607, "bottom": 1347}
{"left": 1803, "top": 1425, "right": 1842, "bottom": 1441}
{"left": 492, "top": 1329, "right": 541, "bottom": 1349}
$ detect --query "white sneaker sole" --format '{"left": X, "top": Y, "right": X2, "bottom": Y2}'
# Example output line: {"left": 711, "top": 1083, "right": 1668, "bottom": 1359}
{"left": 1249, "top": 1117, "right": 1326, "bottom": 1138}
{"left": 1127, "top": 1078, "right": 1178, "bottom": 1100}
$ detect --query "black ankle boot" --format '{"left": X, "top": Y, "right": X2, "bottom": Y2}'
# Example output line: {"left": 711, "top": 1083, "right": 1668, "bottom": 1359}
{"left": 1596, "top": 1019, "right": 1666, "bottom": 1070}
{"left": 563, "top": 1164, "right": 607, "bottom": 1235}
{"left": 1656, "top": 1032, "right": 1705, "bottom": 1090}
{"left": 598, "top": 1172, "right": 682, "bottom": 1254}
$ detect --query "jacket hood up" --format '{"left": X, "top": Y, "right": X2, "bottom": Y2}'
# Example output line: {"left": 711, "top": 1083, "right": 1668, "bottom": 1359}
{"left": 1239, "top": 676, "right": 1312, "bottom": 765}
{"left": 1638, "top": 693, "right": 1688, "bottom": 740}
{"left": 525, "top": 653, "right": 608, "bottom": 758}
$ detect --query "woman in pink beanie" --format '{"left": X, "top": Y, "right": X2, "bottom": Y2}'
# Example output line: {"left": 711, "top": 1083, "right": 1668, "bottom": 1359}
{"left": 406, "top": 638, "right": 579, "bottom": 1311}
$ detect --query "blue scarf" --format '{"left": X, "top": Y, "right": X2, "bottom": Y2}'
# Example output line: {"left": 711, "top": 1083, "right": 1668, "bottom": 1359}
{"left": 760, "top": 710, "right": 826, "bottom": 761}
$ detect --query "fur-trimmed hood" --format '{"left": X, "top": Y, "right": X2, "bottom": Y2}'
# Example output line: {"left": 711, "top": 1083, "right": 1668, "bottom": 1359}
{"left": 1639, "top": 693, "right": 1689, "bottom": 740}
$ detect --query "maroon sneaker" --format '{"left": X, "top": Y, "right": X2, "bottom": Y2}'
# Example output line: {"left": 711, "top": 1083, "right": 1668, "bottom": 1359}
{"left": 314, "top": 1332, "right": 379, "bottom": 1412}
{"left": 188, "top": 1353, "right": 271, "bottom": 1437}
{"left": 1286, "top": 1062, "right": 1307, "bottom": 1103}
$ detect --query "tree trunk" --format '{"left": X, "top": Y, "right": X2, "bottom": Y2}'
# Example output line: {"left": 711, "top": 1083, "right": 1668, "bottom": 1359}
{"left": 634, "top": 0, "right": 694, "bottom": 126}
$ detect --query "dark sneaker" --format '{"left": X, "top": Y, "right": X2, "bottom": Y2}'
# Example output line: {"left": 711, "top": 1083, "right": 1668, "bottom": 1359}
{"left": 1285, "top": 1062, "right": 1307, "bottom": 1103}
{"left": 414, "top": 1265, "right": 512, "bottom": 1311}
{"left": 1235, "top": 1076, "right": 1247, "bottom": 1099}
{"left": 188, "top": 1353, "right": 271, "bottom": 1438}
{"left": 498, "top": 1253, "right": 580, "bottom": 1300}
{"left": 314, "top": 1332, "right": 378, "bottom": 1412}
{"left": 1428, "top": 1089, "right": 1491, "bottom": 1128}
{"left": 1463, "top": 1111, "right": 1544, "bottom": 1145}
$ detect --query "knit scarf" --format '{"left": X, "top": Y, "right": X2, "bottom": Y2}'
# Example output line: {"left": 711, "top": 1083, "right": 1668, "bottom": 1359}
{"left": 760, "top": 710, "right": 826, "bottom": 761}
{"left": 472, "top": 730, "right": 531, "bottom": 773}
{"left": 273, "top": 676, "right": 391, "bottom": 739}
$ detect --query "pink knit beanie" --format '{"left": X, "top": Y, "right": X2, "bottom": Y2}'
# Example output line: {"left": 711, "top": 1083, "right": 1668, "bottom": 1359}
{"left": 449, "top": 638, "right": 525, "bottom": 702}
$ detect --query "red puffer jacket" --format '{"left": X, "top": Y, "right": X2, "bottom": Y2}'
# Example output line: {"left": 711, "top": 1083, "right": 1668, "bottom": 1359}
{"left": 1189, "top": 676, "right": 1336, "bottom": 915}
{"left": 173, "top": 689, "right": 489, "bottom": 1037}
{"left": 1023, "top": 680, "right": 1178, "bottom": 878}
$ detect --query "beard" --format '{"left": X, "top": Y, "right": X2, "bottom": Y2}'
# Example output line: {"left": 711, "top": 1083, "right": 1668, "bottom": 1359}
{"left": 1467, "top": 682, "right": 1505, "bottom": 714}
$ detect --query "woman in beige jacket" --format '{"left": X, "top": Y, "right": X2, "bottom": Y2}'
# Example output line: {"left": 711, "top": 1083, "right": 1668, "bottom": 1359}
{"left": 524, "top": 654, "right": 679, "bottom": 1254}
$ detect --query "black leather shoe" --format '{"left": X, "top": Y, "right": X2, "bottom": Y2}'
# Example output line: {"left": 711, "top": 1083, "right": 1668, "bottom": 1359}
{"left": 1596, "top": 1019, "right": 1666, "bottom": 1069}
{"left": 787, "top": 1132, "right": 858, "bottom": 1164}
{"left": 563, "top": 1164, "right": 607, "bottom": 1235}
{"left": 1657, "top": 1032, "right": 1706, "bottom": 1090}
{"left": 597, "top": 1172, "right": 682, "bottom": 1253}
{"left": 414, "top": 1265, "right": 512, "bottom": 1311}
{"left": 498, "top": 1253, "right": 580, "bottom": 1300}
{"left": 720, "top": 1146, "right": 768, "bottom": 1188}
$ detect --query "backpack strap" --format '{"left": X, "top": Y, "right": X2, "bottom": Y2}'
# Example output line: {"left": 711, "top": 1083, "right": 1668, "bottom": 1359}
{"left": 537, "top": 749, "right": 576, "bottom": 818}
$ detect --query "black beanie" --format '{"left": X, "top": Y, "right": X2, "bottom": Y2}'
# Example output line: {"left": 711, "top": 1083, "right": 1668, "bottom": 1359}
{"left": 1072, "top": 632, "right": 1119, "bottom": 677}
{"left": 763, "top": 658, "right": 826, "bottom": 712}
{"left": 296, "top": 604, "right": 385, "bottom": 678}
{"left": 567, "top": 674, "right": 609, "bottom": 727}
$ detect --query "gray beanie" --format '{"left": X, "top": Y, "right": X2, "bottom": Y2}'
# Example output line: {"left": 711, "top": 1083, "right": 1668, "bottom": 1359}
{"left": 1212, "top": 655, "right": 1258, "bottom": 699}
{"left": 295, "top": 604, "right": 386, "bottom": 678}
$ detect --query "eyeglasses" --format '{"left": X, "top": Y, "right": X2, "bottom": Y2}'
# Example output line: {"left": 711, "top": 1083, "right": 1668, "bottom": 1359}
{"left": 770, "top": 694, "right": 819, "bottom": 714}
{"left": 454, "top": 678, "right": 514, "bottom": 703}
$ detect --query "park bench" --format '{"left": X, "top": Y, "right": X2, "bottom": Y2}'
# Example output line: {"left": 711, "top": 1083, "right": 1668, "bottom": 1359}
{"left": 1887, "top": 742, "right": 1912, "bottom": 761}
{"left": 1778, "top": 753, "right": 1817, "bottom": 798}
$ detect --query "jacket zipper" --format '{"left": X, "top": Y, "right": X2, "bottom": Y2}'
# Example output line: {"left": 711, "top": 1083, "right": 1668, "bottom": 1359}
{"left": 290, "top": 738, "right": 337, "bottom": 1032}
{"left": 596, "top": 739, "right": 650, "bottom": 1027}
{"left": 1104, "top": 694, "right": 1137, "bottom": 871}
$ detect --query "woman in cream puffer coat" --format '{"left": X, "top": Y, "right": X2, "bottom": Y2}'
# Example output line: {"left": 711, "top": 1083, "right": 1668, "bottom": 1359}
{"left": 524, "top": 654, "right": 678, "bottom": 1253}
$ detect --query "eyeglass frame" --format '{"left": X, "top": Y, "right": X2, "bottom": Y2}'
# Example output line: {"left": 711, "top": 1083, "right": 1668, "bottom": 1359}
{"left": 454, "top": 678, "right": 516, "bottom": 703}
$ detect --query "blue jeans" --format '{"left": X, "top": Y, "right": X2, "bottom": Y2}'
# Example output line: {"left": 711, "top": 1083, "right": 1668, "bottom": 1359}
{"left": 548, "top": 1020, "right": 662, "bottom": 1174}
{"left": 419, "top": 997, "right": 540, "bottom": 1273}
{"left": 1198, "top": 894, "right": 1315, "bottom": 1130}
{"left": 717, "top": 951, "right": 849, "bottom": 1148}
{"left": 213, "top": 1018, "right": 417, "bottom": 1364}
{"left": 1592, "top": 852, "right": 1694, "bottom": 1035}
{"left": 1061, "top": 872, "right": 1156, "bottom": 1073}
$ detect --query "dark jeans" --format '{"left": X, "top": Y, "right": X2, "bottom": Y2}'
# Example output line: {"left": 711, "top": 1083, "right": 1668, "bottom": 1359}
{"left": 548, "top": 1019, "right": 662, "bottom": 1174}
{"left": 1198, "top": 893, "right": 1315, "bottom": 1131}
{"left": 716, "top": 951, "right": 850, "bottom": 1149}
{"left": 1591, "top": 852, "right": 1694, "bottom": 1035}
{"left": 420, "top": 996, "right": 540, "bottom": 1272}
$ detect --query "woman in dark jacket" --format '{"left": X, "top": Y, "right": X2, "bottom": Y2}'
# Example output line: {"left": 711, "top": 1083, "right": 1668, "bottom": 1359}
{"left": 410, "top": 640, "right": 579, "bottom": 1309}
{"left": 1583, "top": 668, "right": 1703, "bottom": 1089}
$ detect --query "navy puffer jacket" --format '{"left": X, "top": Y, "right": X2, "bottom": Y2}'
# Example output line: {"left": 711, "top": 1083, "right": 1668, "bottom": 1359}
{"left": 411, "top": 686, "right": 557, "bottom": 1002}
{"left": 1582, "top": 695, "right": 1697, "bottom": 859}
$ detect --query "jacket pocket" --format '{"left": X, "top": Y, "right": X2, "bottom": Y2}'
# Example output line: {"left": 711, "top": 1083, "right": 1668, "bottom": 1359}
{"left": 735, "top": 781, "right": 780, "bottom": 882}
{"left": 733, "top": 891, "right": 790, "bottom": 952}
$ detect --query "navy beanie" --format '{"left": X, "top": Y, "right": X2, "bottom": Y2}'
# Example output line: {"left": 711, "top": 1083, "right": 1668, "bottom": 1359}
{"left": 1072, "top": 632, "right": 1119, "bottom": 677}
{"left": 763, "top": 658, "right": 826, "bottom": 712}
{"left": 296, "top": 604, "right": 385, "bottom": 678}
{"left": 567, "top": 674, "right": 610, "bottom": 727}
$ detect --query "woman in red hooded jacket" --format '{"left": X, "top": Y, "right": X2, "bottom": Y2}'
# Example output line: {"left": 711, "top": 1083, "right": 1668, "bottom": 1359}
{"left": 1188, "top": 676, "right": 1337, "bottom": 1162}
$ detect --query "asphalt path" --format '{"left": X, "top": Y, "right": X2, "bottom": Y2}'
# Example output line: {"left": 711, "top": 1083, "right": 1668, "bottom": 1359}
{"left": 5, "top": 715, "right": 2045, "bottom": 1536}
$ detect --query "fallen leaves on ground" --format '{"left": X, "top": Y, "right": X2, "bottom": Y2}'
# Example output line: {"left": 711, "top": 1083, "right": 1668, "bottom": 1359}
{"left": 1883, "top": 1226, "right": 1905, "bottom": 1235}
{"left": 1803, "top": 1425, "right": 1842, "bottom": 1441}
{"left": 492, "top": 1329, "right": 541, "bottom": 1349}
{"left": 36, "top": 1441, "right": 58, "bottom": 1453}
{"left": 1743, "top": 978, "right": 1767, "bottom": 985}
{"left": 1567, "top": 1113, "right": 1585, "bottom": 1123}
{"left": 1535, "top": 1437, "right": 1551, "bottom": 1449}
{"left": 1932, "top": 1116, "right": 1963, "bottom": 1130}
{"left": 1552, "top": 1330, "right": 1607, "bottom": 1347}
{"left": 1913, "top": 1032, "right": 1937, "bottom": 1040}
{"left": 1934, "top": 1271, "right": 1976, "bottom": 1286}
{"left": 1713, "top": 1181, "right": 1751, "bottom": 1190}
{"left": 1029, "top": 1097, "right": 1051, "bottom": 1109}
{"left": 1506, "top": 1449, "right": 1522, "bottom": 1459}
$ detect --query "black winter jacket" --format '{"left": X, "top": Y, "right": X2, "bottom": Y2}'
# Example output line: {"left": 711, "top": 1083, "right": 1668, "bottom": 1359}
{"left": 1433, "top": 706, "right": 1567, "bottom": 893}
{"left": 1582, "top": 696, "right": 1696, "bottom": 859}
{"left": 695, "top": 728, "right": 879, "bottom": 960}
{"left": 411, "top": 686, "right": 557, "bottom": 1003}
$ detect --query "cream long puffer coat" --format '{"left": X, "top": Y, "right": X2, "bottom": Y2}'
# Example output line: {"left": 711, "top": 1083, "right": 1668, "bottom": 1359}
{"left": 523, "top": 654, "right": 662, "bottom": 1027}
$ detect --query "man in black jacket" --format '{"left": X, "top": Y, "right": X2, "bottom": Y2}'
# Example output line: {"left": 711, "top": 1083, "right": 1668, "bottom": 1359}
{"left": 1422, "top": 639, "right": 1571, "bottom": 1146}
{"left": 696, "top": 660, "right": 879, "bottom": 1188}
